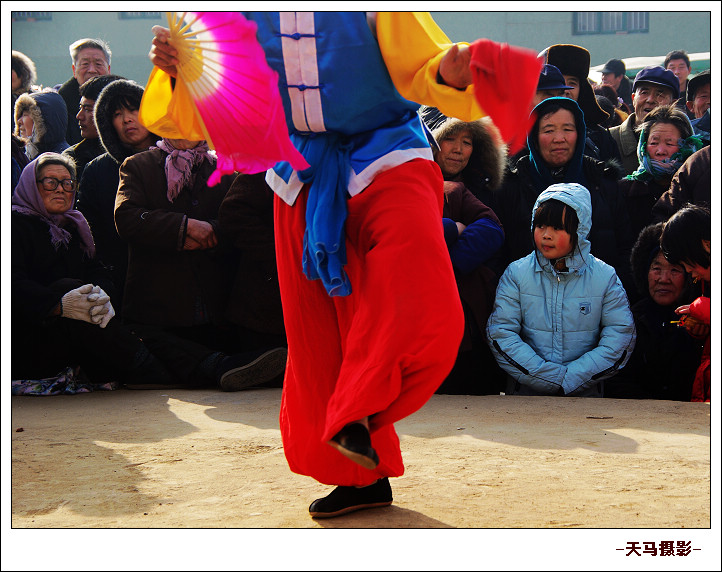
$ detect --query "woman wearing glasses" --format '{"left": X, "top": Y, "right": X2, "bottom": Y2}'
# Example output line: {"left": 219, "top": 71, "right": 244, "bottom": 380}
{"left": 11, "top": 152, "right": 173, "bottom": 388}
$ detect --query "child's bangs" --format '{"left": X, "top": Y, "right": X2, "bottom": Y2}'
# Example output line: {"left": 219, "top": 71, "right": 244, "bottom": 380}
{"left": 533, "top": 199, "right": 567, "bottom": 229}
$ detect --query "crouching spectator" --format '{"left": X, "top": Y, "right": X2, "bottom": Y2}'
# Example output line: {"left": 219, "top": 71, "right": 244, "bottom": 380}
{"left": 486, "top": 183, "right": 635, "bottom": 397}
{"left": 11, "top": 153, "right": 172, "bottom": 386}
{"left": 114, "top": 138, "right": 287, "bottom": 390}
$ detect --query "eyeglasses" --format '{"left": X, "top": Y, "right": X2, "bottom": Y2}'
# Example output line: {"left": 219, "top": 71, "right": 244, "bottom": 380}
{"left": 37, "top": 177, "right": 76, "bottom": 193}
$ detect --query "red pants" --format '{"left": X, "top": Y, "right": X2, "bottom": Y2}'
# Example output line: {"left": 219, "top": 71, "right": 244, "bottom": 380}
{"left": 274, "top": 159, "right": 464, "bottom": 486}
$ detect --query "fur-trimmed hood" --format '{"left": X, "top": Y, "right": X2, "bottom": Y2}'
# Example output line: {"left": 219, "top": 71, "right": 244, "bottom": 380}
{"left": 94, "top": 79, "right": 157, "bottom": 165}
{"left": 420, "top": 106, "right": 507, "bottom": 193}
{"left": 13, "top": 90, "right": 69, "bottom": 158}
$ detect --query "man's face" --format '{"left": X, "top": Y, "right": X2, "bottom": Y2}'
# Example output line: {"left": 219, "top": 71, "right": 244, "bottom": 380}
{"left": 601, "top": 72, "right": 622, "bottom": 91}
{"left": 561, "top": 75, "right": 580, "bottom": 102}
{"left": 76, "top": 96, "right": 98, "bottom": 139}
{"left": 73, "top": 48, "right": 110, "bottom": 85}
{"left": 666, "top": 58, "right": 690, "bottom": 89}
{"left": 632, "top": 83, "right": 674, "bottom": 122}
{"left": 687, "top": 83, "right": 710, "bottom": 119}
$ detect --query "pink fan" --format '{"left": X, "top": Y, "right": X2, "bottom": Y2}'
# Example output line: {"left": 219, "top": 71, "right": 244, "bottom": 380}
{"left": 166, "top": 12, "right": 309, "bottom": 184}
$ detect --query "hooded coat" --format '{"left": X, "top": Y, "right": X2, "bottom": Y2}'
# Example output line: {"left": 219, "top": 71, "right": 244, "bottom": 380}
{"left": 13, "top": 90, "right": 70, "bottom": 159}
{"left": 486, "top": 183, "right": 636, "bottom": 397}
{"left": 76, "top": 80, "right": 158, "bottom": 310}
{"left": 492, "top": 97, "right": 635, "bottom": 298}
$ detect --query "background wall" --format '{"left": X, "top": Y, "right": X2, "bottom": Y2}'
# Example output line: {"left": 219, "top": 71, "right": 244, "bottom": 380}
{"left": 9, "top": 10, "right": 713, "bottom": 90}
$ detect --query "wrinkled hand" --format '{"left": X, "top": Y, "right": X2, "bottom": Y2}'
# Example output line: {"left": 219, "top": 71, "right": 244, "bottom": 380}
{"left": 456, "top": 221, "right": 467, "bottom": 235}
{"left": 439, "top": 44, "right": 473, "bottom": 89}
{"left": 150, "top": 25, "right": 178, "bottom": 77}
{"left": 185, "top": 219, "right": 218, "bottom": 250}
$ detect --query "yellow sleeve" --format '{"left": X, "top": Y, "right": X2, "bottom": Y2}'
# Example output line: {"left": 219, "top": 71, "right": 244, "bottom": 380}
{"left": 375, "top": 12, "right": 484, "bottom": 121}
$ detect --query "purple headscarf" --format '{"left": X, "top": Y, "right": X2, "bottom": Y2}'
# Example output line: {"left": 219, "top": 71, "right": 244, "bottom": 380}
{"left": 155, "top": 139, "right": 215, "bottom": 203}
{"left": 11, "top": 153, "right": 96, "bottom": 257}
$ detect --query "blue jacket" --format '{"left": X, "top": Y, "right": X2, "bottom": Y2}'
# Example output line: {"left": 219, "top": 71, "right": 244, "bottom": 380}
{"left": 486, "top": 182, "right": 635, "bottom": 396}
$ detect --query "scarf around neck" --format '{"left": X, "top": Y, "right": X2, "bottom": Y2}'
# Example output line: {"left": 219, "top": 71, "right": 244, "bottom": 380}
{"left": 11, "top": 154, "right": 95, "bottom": 257}
{"left": 156, "top": 139, "right": 215, "bottom": 202}
{"left": 626, "top": 128, "right": 704, "bottom": 182}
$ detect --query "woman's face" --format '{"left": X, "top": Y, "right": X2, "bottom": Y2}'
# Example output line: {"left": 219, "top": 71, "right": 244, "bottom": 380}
{"left": 537, "top": 108, "right": 578, "bottom": 168}
{"left": 37, "top": 164, "right": 75, "bottom": 215}
{"left": 646, "top": 122, "right": 682, "bottom": 162}
{"left": 17, "top": 111, "right": 34, "bottom": 139}
{"left": 112, "top": 106, "right": 152, "bottom": 149}
{"left": 436, "top": 129, "right": 473, "bottom": 179}
{"left": 647, "top": 251, "right": 686, "bottom": 306}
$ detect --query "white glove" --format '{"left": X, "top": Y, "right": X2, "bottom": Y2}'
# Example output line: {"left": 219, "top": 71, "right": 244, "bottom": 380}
{"left": 95, "top": 300, "right": 116, "bottom": 328}
{"left": 60, "top": 284, "right": 100, "bottom": 324}
{"left": 87, "top": 285, "right": 115, "bottom": 327}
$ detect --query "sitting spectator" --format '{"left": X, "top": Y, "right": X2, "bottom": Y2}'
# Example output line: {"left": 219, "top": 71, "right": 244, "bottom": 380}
{"left": 11, "top": 50, "right": 39, "bottom": 132}
{"left": 651, "top": 146, "right": 711, "bottom": 223}
{"left": 492, "top": 97, "right": 634, "bottom": 299}
{"left": 660, "top": 205, "right": 711, "bottom": 402}
{"left": 486, "top": 183, "right": 635, "bottom": 397}
{"left": 63, "top": 74, "right": 124, "bottom": 181}
{"left": 600, "top": 58, "right": 633, "bottom": 110}
{"left": 217, "top": 173, "right": 287, "bottom": 359}
{"left": 610, "top": 66, "right": 679, "bottom": 176}
{"left": 539, "top": 43, "right": 621, "bottom": 164}
{"left": 685, "top": 70, "right": 711, "bottom": 146}
{"left": 57, "top": 38, "right": 113, "bottom": 146}
{"left": 114, "top": 138, "right": 288, "bottom": 390}
{"left": 76, "top": 79, "right": 158, "bottom": 312}
{"left": 13, "top": 89, "right": 70, "bottom": 161}
{"left": 605, "top": 223, "right": 704, "bottom": 401}
{"left": 618, "top": 105, "right": 703, "bottom": 241}
{"left": 421, "top": 108, "right": 507, "bottom": 395}
{"left": 11, "top": 153, "right": 172, "bottom": 386}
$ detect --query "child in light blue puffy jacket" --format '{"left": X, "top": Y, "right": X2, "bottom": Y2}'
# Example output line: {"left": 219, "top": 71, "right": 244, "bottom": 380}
{"left": 486, "top": 182, "right": 636, "bottom": 397}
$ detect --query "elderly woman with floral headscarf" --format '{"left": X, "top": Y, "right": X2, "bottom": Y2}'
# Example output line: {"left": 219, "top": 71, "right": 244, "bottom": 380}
{"left": 11, "top": 152, "right": 173, "bottom": 387}
{"left": 618, "top": 104, "right": 704, "bottom": 241}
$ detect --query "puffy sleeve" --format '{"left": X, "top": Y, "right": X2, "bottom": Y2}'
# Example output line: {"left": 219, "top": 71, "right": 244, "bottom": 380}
{"left": 485, "top": 263, "right": 567, "bottom": 394}
{"left": 375, "top": 12, "right": 484, "bottom": 122}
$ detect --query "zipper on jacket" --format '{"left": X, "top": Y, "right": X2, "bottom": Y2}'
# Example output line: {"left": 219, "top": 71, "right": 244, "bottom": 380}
{"left": 591, "top": 350, "right": 627, "bottom": 380}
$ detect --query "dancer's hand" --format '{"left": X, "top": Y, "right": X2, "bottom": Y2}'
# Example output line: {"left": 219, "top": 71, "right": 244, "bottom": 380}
{"left": 150, "top": 25, "right": 178, "bottom": 77}
{"left": 439, "top": 44, "right": 472, "bottom": 89}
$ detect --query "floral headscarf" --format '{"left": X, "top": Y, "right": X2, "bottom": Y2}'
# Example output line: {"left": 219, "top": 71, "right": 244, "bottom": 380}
{"left": 12, "top": 154, "right": 95, "bottom": 257}
{"left": 626, "top": 125, "right": 704, "bottom": 182}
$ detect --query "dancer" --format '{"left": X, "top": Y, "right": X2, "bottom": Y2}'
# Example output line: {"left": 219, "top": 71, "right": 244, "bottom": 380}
{"left": 147, "top": 11, "right": 539, "bottom": 518}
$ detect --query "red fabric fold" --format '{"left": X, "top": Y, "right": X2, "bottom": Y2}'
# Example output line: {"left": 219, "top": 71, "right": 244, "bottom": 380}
{"left": 469, "top": 39, "right": 542, "bottom": 154}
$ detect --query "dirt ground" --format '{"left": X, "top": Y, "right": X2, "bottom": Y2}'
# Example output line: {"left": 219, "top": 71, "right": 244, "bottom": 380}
{"left": 7, "top": 387, "right": 717, "bottom": 569}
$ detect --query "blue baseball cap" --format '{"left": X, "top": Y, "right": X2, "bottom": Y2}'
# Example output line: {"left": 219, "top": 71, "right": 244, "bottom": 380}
{"left": 633, "top": 66, "right": 680, "bottom": 100}
{"left": 537, "top": 64, "right": 572, "bottom": 91}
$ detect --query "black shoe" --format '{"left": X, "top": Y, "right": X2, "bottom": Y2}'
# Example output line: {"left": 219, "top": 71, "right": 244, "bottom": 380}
{"left": 217, "top": 347, "right": 287, "bottom": 392}
{"left": 328, "top": 422, "right": 380, "bottom": 470}
{"left": 309, "top": 478, "right": 392, "bottom": 518}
